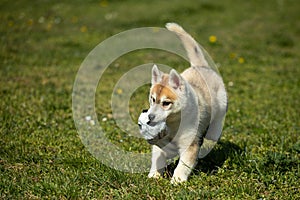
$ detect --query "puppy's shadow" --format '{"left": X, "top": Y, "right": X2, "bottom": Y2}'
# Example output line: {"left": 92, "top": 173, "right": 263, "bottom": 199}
{"left": 165, "top": 140, "right": 242, "bottom": 176}
{"left": 195, "top": 140, "right": 242, "bottom": 174}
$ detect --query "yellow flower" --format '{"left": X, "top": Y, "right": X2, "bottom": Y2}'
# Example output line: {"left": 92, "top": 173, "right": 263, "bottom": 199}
{"left": 116, "top": 88, "right": 123, "bottom": 94}
{"left": 27, "top": 19, "right": 34, "bottom": 26}
{"left": 8, "top": 21, "right": 14, "bottom": 27}
{"left": 46, "top": 23, "right": 52, "bottom": 31}
{"left": 80, "top": 25, "right": 87, "bottom": 33}
{"left": 99, "top": 0, "right": 108, "bottom": 7}
{"left": 209, "top": 35, "right": 217, "bottom": 43}
{"left": 238, "top": 57, "right": 245, "bottom": 64}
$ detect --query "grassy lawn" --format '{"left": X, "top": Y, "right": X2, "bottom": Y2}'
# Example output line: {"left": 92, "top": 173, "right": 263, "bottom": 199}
{"left": 1, "top": 0, "right": 299, "bottom": 199}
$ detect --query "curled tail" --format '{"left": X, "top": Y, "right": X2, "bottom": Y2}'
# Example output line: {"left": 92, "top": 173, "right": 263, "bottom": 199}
{"left": 166, "top": 22, "right": 208, "bottom": 67}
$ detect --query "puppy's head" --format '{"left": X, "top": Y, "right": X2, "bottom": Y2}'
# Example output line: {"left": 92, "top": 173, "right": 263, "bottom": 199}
{"left": 147, "top": 65, "right": 184, "bottom": 125}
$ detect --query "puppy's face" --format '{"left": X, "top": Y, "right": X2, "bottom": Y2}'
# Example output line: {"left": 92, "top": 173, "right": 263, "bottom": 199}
{"left": 147, "top": 65, "right": 184, "bottom": 125}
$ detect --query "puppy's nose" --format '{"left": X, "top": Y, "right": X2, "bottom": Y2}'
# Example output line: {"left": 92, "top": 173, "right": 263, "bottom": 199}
{"left": 148, "top": 114, "right": 155, "bottom": 121}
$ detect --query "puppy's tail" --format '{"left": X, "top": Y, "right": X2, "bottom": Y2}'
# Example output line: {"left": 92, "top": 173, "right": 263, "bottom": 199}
{"left": 166, "top": 22, "right": 208, "bottom": 67}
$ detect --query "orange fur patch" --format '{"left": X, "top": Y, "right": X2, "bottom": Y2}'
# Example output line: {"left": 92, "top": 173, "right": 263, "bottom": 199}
{"left": 151, "top": 84, "right": 177, "bottom": 103}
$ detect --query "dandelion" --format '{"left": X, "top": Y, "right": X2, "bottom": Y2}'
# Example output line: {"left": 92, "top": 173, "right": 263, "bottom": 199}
{"left": 27, "top": 19, "right": 33, "bottom": 26}
{"left": 80, "top": 25, "right": 87, "bottom": 33}
{"left": 238, "top": 57, "right": 245, "bottom": 64}
{"left": 8, "top": 21, "right": 14, "bottom": 27}
{"left": 116, "top": 88, "right": 123, "bottom": 94}
{"left": 99, "top": 0, "right": 108, "bottom": 7}
{"left": 46, "top": 23, "right": 52, "bottom": 31}
{"left": 209, "top": 35, "right": 217, "bottom": 43}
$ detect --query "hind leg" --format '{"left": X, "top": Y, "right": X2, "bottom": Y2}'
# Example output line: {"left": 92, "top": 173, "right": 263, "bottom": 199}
{"left": 198, "top": 109, "right": 226, "bottom": 158}
{"left": 206, "top": 112, "right": 225, "bottom": 141}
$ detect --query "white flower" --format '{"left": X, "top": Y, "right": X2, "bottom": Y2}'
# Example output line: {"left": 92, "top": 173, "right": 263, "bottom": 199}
{"left": 85, "top": 116, "right": 92, "bottom": 121}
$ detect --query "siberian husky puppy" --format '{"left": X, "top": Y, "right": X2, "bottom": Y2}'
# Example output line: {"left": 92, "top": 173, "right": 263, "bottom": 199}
{"left": 141, "top": 23, "right": 227, "bottom": 183}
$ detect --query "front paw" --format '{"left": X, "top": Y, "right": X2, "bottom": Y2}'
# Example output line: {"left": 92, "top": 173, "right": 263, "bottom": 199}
{"left": 170, "top": 175, "right": 187, "bottom": 184}
{"left": 148, "top": 171, "right": 162, "bottom": 179}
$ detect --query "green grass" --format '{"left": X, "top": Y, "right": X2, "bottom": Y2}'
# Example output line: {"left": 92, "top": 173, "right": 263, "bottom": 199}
{"left": 1, "top": 0, "right": 299, "bottom": 199}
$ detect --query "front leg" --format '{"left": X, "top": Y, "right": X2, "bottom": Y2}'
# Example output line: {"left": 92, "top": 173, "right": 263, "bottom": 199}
{"left": 171, "top": 141, "right": 199, "bottom": 184}
{"left": 148, "top": 145, "right": 167, "bottom": 178}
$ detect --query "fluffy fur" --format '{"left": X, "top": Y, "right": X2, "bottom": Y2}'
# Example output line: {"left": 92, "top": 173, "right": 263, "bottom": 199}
{"left": 144, "top": 23, "right": 227, "bottom": 183}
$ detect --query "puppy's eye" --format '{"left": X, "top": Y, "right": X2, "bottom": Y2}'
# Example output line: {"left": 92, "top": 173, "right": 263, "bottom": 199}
{"left": 162, "top": 101, "right": 172, "bottom": 107}
{"left": 151, "top": 97, "right": 155, "bottom": 104}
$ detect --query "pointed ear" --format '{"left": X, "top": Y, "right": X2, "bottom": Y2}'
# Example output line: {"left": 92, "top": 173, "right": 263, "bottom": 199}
{"left": 151, "top": 64, "right": 162, "bottom": 85}
{"left": 169, "top": 69, "right": 182, "bottom": 90}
